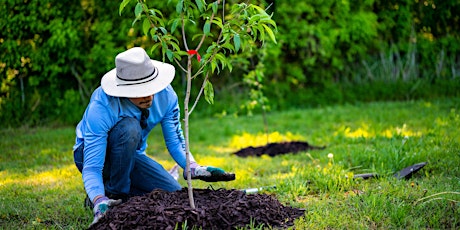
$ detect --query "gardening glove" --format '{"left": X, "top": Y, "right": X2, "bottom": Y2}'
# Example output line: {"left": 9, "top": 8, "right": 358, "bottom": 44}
{"left": 90, "top": 196, "right": 122, "bottom": 226}
{"left": 185, "top": 162, "right": 235, "bottom": 182}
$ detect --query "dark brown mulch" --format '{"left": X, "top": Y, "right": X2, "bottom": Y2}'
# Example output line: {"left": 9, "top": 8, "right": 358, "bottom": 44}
{"left": 233, "top": 141, "right": 326, "bottom": 157}
{"left": 88, "top": 188, "right": 305, "bottom": 230}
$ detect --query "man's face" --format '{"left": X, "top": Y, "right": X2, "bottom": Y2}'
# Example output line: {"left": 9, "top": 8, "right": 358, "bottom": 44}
{"left": 129, "top": 95, "right": 154, "bottom": 109}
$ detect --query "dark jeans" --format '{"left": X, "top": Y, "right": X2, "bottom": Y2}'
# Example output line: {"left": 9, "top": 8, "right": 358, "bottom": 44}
{"left": 73, "top": 117, "right": 181, "bottom": 200}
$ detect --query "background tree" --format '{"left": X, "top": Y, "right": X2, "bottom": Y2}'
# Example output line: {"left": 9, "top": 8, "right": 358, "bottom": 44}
{"left": 1, "top": 0, "right": 459, "bottom": 127}
{"left": 0, "top": 0, "right": 137, "bottom": 125}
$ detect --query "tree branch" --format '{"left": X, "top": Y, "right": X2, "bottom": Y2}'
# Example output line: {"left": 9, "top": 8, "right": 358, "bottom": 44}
{"left": 195, "top": 9, "right": 215, "bottom": 52}
{"left": 182, "top": 14, "right": 189, "bottom": 51}
{"left": 71, "top": 64, "right": 91, "bottom": 100}
{"left": 174, "top": 58, "right": 187, "bottom": 73}
{"left": 189, "top": 72, "right": 210, "bottom": 115}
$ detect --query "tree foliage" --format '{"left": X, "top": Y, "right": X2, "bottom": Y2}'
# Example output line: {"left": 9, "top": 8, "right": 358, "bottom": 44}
{"left": 1, "top": 0, "right": 459, "bottom": 127}
{"left": 257, "top": 0, "right": 459, "bottom": 109}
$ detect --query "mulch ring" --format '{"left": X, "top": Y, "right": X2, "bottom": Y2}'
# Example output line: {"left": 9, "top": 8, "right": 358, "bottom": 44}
{"left": 89, "top": 188, "right": 306, "bottom": 230}
{"left": 233, "top": 141, "right": 326, "bottom": 157}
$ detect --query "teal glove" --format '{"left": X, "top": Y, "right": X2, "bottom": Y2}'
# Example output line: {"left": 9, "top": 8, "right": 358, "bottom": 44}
{"left": 184, "top": 162, "right": 235, "bottom": 182}
{"left": 192, "top": 165, "right": 226, "bottom": 178}
{"left": 90, "top": 196, "right": 122, "bottom": 226}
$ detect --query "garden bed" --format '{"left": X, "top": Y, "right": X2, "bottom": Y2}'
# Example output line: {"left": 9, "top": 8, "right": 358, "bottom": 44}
{"left": 89, "top": 188, "right": 305, "bottom": 230}
{"left": 233, "top": 141, "right": 326, "bottom": 157}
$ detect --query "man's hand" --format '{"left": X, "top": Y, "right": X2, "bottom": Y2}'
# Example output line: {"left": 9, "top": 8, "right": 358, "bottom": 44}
{"left": 90, "top": 196, "right": 122, "bottom": 226}
{"left": 185, "top": 162, "right": 235, "bottom": 182}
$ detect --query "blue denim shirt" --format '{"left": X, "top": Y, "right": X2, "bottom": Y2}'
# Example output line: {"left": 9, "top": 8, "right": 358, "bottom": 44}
{"left": 73, "top": 85, "right": 190, "bottom": 201}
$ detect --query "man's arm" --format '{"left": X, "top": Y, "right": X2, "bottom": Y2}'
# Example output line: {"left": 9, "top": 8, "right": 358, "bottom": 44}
{"left": 82, "top": 101, "right": 116, "bottom": 202}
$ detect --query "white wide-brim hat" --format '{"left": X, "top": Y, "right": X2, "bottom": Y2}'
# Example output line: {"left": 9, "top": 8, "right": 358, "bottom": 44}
{"left": 101, "top": 47, "right": 175, "bottom": 98}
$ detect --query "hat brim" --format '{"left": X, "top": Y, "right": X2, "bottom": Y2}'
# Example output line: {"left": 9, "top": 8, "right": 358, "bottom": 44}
{"left": 101, "top": 60, "right": 175, "bottom": 98}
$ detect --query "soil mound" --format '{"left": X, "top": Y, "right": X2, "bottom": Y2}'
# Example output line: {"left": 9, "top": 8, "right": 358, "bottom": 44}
{"left": 89, "top": 188, "right": 305, "bottom": 230}
{"left": 233, "top": 141, "right": 325, "bottom": 157}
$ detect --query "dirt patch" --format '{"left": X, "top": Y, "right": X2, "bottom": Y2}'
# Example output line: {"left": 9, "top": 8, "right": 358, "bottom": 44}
{"left": 89, "top": 188, "right": 305, "bottom": 230}
{"left": 233, "top": 141, "right": 326, "bottom": 157}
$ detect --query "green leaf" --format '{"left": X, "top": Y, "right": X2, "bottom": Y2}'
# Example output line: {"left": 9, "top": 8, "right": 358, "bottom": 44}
{"left": 173, "top": 51, "right": 183, "bottom": 61}
{"left": 211, "top": 1, "right": 218, "bottom": 14}
{"left": 250, "top": 5, "right": 267, "bottom": 15}
{"left": 135, "top": 2, "right": 143, "bottom": 18}
{"left": 262, "top": 24, "right": 277, "bottom": 43}
{"left": 169, "top": 35, "right": 180, "bottom": 44}
{"left": 220, "top": 32, "right": 230, "bottom": 43}
{"left": 132, "top": 17, "right": 140, "bottom": 27}
{"left": 233, "top": 34, "right": 241, "bottom": 52}
{"left": 192, "top": 33, "right": 204, "bottom": 41}
{"left": 260, "top": 17, "right": 277, "bottom": 28}
{"left": 257, "top": 25, "right": 265, "bottom": 41}
{"left": 157, "top": 18, "right": 166, "bottom": 27}
{"left": 248, "top": 15, "right": 261, "bottom": 24}
{"left": 250, "top": 25, "right": 259, "bottom": 39}
{"left": 171, "top": 19, "right": 179, "bottom": 33}
{"left": 221, "top": 42, "right": 235, "bottom": 52}
{"left": 176, "top": 0, "right": 183, "bottom": 14}
{"left": 176, "top": 50, "right": 189, "bottom": 57}
{"left": 142, "top": 18, "right": 150, "bottom": 36}
{"left": 195, "top": 0, "right": 205, "bottom": 13}
{"left": 170, "top": 41, "right": 181, "bottom": 52}
{"left": 159, "top": 27, "right": 167, "bottom": 35}
{"left": 150, "top": 43, "right": 161, "bottom": 53}
{"left": 206, "top": 44, "right": 216, "bottom": 53}
{"left": 153, "top": 9, "right": 164, "bottom": 18}
{"left": 215, "top": 53, "right": 227, "bottom": 68}
{"left": 119, "top": 0, "right": 131, "bottom": 16}
{"left": 210, "top": 61, "right": 217, "bottom": 73}
{"left": 161, "top": 41, "right": 168, "bottom": 50}
{"left": 166, "top": 49, "right": 174, "bottom": 61}
{"left": 211, "top": 18, "right": 223, "bottom": 29}
{"left": 227, "top": 62, "right": 233, "bottom": 72}
{"left": 203, "top": 21, "right": 211, "bottom": 35}
{"left": 151, "top": 30, "right": 159, "bottom": 41}
{"left": 204, "top": 80, "right": 214, "bottom": 104}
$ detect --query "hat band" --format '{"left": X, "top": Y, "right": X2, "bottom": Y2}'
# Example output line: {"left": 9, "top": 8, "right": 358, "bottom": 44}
{"left": 116, "top": 67, "right": 158, "bottom": 86}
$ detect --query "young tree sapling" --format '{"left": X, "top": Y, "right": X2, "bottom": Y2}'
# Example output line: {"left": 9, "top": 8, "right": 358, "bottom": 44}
{"left": 120, "top": 0, "right": 277, "bottom": 208}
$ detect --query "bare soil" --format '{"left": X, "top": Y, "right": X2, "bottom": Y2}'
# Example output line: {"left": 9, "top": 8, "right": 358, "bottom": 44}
{"left": 233, "top": 141, "right": 326, "bottom": 157}
{"left": 88, "top": 188, "right": 305, "bottom": 230}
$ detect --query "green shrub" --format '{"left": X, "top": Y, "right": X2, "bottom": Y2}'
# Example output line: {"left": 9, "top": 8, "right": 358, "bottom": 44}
{"left": 1, "top": 0, "right": 459, "bottom": 126}
{"left": 0, "top": 0, "right": 136, "bottom": 127}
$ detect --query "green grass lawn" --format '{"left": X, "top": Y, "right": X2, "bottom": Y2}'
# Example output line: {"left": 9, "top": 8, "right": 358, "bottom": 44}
{"left": 1, "top": 98, "right": 459, "bottom": 229}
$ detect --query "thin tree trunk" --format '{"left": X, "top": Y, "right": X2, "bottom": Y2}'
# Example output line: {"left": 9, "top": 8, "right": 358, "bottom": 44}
{"left": 184, "top": 56, "right": 195, "bottom": 209}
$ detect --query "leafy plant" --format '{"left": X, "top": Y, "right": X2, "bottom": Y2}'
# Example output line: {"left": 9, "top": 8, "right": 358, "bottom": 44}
{"left": 120, "top": 0, "right": 277, "bottom": 208}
